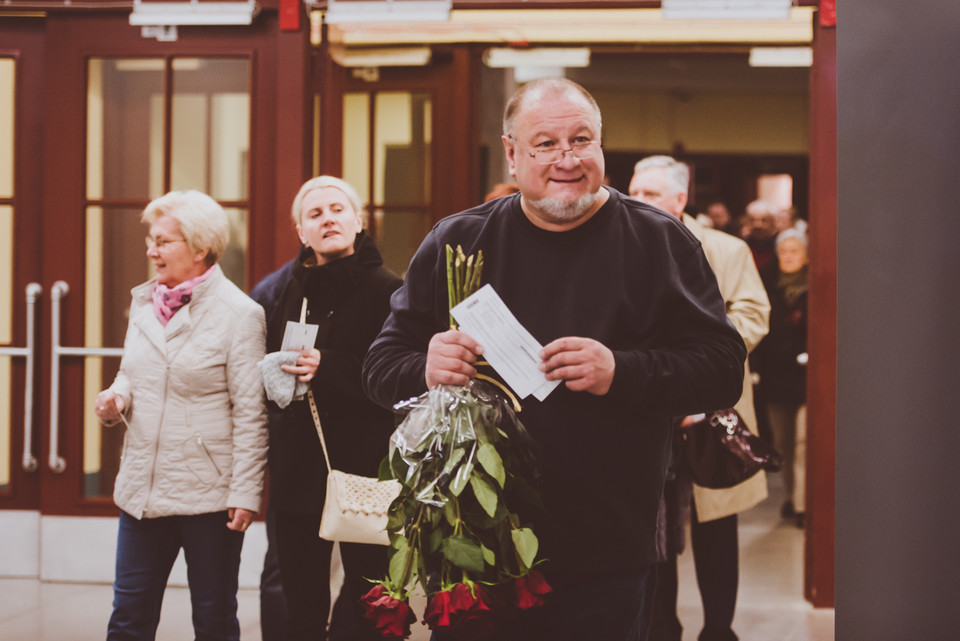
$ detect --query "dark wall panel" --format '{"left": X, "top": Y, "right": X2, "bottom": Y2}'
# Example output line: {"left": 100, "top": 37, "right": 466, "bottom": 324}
{"left": 837, "top": 2, "right": 960, "bottom": 639}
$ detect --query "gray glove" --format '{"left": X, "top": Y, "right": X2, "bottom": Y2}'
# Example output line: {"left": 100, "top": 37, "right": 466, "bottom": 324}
{"left": 258, "top": 351, "right": 310, "bottom": 409}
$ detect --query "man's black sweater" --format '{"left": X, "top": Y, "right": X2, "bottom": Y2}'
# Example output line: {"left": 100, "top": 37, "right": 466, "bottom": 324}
{"left": 362, "top": 188, "right": 745, "bottom": 576}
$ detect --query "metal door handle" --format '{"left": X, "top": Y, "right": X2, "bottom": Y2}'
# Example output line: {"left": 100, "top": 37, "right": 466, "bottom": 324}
{"left": 49, "top": 280, "right": 124, "bottom": 474}
{"left": 0, "top": 283, "right": 42, "bottom": 472}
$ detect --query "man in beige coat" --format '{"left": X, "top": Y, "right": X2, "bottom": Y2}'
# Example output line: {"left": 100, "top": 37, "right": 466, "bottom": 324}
{"left": 630, "top": 156, "right": 770, "bottom": 641}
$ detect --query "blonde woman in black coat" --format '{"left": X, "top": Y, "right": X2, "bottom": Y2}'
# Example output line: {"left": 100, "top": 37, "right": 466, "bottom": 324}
{"left": 253, "top": 176, "right": 402, "bottom": 641}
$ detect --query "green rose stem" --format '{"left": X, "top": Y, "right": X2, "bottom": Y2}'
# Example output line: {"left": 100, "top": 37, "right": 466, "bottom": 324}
{"left": 446, "top": 245, "right": 458, "bottom": 329}
{"left": 397, "top": 503, "right": 427, "bottom": 594}
{"left": 445, "top": 245, "right": 521, "bottom": 413}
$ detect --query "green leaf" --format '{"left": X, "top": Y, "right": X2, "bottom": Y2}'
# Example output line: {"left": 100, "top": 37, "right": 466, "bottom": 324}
{"left": 477, "top": 443, "right": 506, "bottom": 488}
{"left": 461, "top": 490, "right": 508, "bottom": 529}
{"left": 386, "top": 506, "right": 406, "bottom": 532}
{"left": 378, "top": 455, "right": 394, "bottom": 481}
{"left": 391, "top": 533, "right": 409, "bottom": 550}
{"left": 469, "top": 473, "right": 499, "bottom": 518}
{"left": 390, "top": 450, "right": 410, "bottom": 483}
{"left": 428, "top": 527, "right": 444, "bottom": 554}
{"left": 442, "top": 534, "right": 485, "bottom": 573}
{"left": 511, "top": 528, "right": 539, "bottom": 571}
{"left": 441, "top": 447, "right": 466, "bottom": 480}
{"left": 449, "top": 457, "right": 474, "bottom": 497}
{"left": 388, "top": 537, "right": 411, "bottom": 587}
{"left": 480, "top": 542, "right": 496, "bottom": 567}
{"left": 443, "top": 498, "right": 459, "bottom": 527}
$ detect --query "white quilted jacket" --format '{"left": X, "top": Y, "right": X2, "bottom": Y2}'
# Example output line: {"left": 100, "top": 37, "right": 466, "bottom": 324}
{"left": 109, "top": 266, "right": 268, "bottom": 519}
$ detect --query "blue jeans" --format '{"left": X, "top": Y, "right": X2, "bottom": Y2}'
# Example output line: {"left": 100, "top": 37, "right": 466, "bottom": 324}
{"left": 106, "top": 510, "right": 244, "bottom": 641}
{"left": 431, "top": 565, "right": 658, "bottom": 641}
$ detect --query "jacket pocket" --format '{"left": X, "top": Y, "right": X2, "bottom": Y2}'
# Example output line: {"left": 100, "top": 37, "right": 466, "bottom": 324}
{"left": 182, "top": 433, "right": 222, "bottom": 486}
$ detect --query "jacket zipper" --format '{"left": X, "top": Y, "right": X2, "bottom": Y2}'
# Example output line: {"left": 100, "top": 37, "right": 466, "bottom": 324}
{"left": 195, "top": 433, "right": 221, "bottom": 476}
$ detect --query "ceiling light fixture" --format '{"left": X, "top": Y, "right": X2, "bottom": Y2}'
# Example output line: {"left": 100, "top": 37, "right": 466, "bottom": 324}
{"left": 129, "top": 0, "right": 258, "bottom": 26}
{"left": 323, "top": 0, "right": 451, "bottom": 25}
{"left": 331, "top": 46, "right": 433, "bottom": 67}
{"left": 662, "top": 0, "right": 792, "bottom": 20}
{"left": 483, "top": 47, "right": 591, "bottom": 69}
{"left": 749, "top": 46, "right": 813, "bottom": 67}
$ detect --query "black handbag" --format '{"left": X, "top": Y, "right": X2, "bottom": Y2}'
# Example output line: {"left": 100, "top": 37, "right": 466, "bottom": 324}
{"left": 679, "top": 409, "right": 783, "bottom": 489}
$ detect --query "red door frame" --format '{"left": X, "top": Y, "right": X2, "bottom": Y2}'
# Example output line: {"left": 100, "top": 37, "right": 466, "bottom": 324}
{"left": 36, "top": 10, "right": 309, "bottom": 516}
{"left": 805, "top": 14, "right": 837, "bottom": 608}
{"left": 0, "top": 18, "right": 45, "bottom": 511}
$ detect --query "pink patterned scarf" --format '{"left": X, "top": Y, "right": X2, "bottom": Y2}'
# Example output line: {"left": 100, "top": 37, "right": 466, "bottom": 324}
{"left": 151, "top": 265, "right": 215, "bottom": 326}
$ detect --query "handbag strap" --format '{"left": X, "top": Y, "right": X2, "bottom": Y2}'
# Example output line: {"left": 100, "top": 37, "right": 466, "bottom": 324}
{"left": 300, "top": 297, "right": 332, "bottom": 473}
{"left": 308, "top": 390, "right": 332, "bottom": 474}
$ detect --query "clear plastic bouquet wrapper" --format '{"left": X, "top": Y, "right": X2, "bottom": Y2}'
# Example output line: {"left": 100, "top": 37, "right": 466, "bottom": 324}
{"left": 361, "top": 247, "right": 552, "bottom": 640}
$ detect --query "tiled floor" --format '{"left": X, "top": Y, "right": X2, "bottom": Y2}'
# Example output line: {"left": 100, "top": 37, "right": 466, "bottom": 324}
{"left": 0, "top": 472, "right": 833, "bottom": 640}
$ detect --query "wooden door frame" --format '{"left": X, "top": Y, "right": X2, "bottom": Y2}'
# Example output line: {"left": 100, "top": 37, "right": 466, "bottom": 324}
{"left": 0, "top": 18, "right": 45, "bottom": 510}
{"left": 38, "top": 10, "right": 308, "bottom": 516}
{"left": 805, "top": 15, "right": 836, "bottom": 608}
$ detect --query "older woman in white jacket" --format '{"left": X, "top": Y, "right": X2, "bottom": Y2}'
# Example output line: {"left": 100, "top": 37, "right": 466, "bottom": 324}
{"left": 94, "top": 190, "right": 268, "bottom": 641}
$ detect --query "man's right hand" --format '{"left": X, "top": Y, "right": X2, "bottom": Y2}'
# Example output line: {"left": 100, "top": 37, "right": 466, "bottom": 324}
{"left": 425, "top": 330, "right": 484, "bottom": 388}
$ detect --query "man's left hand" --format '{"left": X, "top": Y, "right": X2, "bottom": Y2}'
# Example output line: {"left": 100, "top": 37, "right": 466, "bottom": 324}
{"left": 540, "top": 337, "right": 615, "bottom": 395}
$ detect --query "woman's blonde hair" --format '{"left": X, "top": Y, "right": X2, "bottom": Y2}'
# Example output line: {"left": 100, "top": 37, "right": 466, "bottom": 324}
{"left": 290, "top": 176, "right": 364, "bottom": 226}
{"left": 141, "top": 190, "right": 229, "bottom": 266}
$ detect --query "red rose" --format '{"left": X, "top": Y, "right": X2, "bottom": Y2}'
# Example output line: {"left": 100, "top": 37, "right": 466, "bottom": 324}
{"left": 423, "top": 582, "right": 497, "bottom": 640}
{"left": 361, "top": 584, "right": 416, "bottom": 639}
{"left": 514, "top": 570, "right": 552, "bottom": 610}
{"left": 423, "top": 588, "right": 455, "bottom": 628}
{"left": 449, "top": 582, "right": 491, "bottom": 620}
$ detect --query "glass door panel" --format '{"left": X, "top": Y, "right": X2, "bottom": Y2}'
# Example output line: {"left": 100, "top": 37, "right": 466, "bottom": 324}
{"left": 343, "top": 92, "right": 371, "bottom": 205}
{"left": 0, "top": 59, "right": 11, "bottom": 196}
{"left": 170, "top": 58, "right": 250, "bottom": 203}
{"left": 82, "top": 206, "right": 145, "bottom": 499}
{"left": 372, "top": 208, "right": 432, "bottom": 278}
{"left": 220, "top": 207, "right": 250, "bottom": 289}
{"left": 373, "top": 92, "right": 431, "bottom": 206}
{"left": 0, "top": 58, "right": 14, "bottom": 494}
{"left": 343, "top": 90, "right": 432, "bottom": 275}
{"left": 0, "top": 205, "right": 12, "bottom": 493}
{"left": 87, "top": 59, "right": 165, "bottom": 201}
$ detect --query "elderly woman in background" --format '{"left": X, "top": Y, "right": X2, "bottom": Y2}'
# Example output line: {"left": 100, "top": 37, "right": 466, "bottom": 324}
{"left": 754, "top": 228, "right": 809, "bottom": 528}
{"left": 251, "top": 176, "right": 401, "bottom": 641}
{"left": 95, "top": 189, "right": 268, "bottom": 641}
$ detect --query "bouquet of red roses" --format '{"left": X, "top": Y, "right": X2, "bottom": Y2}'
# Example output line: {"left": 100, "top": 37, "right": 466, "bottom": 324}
{"left": 361, "top": 246, "right": 552, "bottom": 640}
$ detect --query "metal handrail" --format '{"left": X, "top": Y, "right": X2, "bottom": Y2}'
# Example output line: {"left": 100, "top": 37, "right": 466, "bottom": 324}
{"left": 0, "top": 283, "right": 43, "bottom": 472}
{"left": 49, "top": 280, "right": 124, "bottom": 474}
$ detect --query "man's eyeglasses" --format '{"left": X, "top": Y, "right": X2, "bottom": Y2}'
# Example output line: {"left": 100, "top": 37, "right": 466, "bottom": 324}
{"left": 145, "top": 236, "right": 186, "bottom": 251}
{"left": 513, "top": 139, "right": 601, "bottom": 165}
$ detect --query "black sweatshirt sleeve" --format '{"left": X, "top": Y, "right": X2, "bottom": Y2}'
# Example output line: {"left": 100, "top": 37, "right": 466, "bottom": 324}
{"left": 606, "top": 241, "right": 747, "bottom": 416}
{"left": 362, "top": 230, "right": 444, "bottom": 409}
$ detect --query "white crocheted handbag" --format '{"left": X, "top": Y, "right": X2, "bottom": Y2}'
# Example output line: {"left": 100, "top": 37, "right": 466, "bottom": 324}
{"left": 299, "top": 299, "right": 400, "bottom": 546}
{"left": 309, "top": 390, "right": 400, "bottom": 546}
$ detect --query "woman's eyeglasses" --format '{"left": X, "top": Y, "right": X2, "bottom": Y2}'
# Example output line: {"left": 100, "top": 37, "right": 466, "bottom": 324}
{"left": 145, "top": 236, "right": 186, "bottom": 251}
